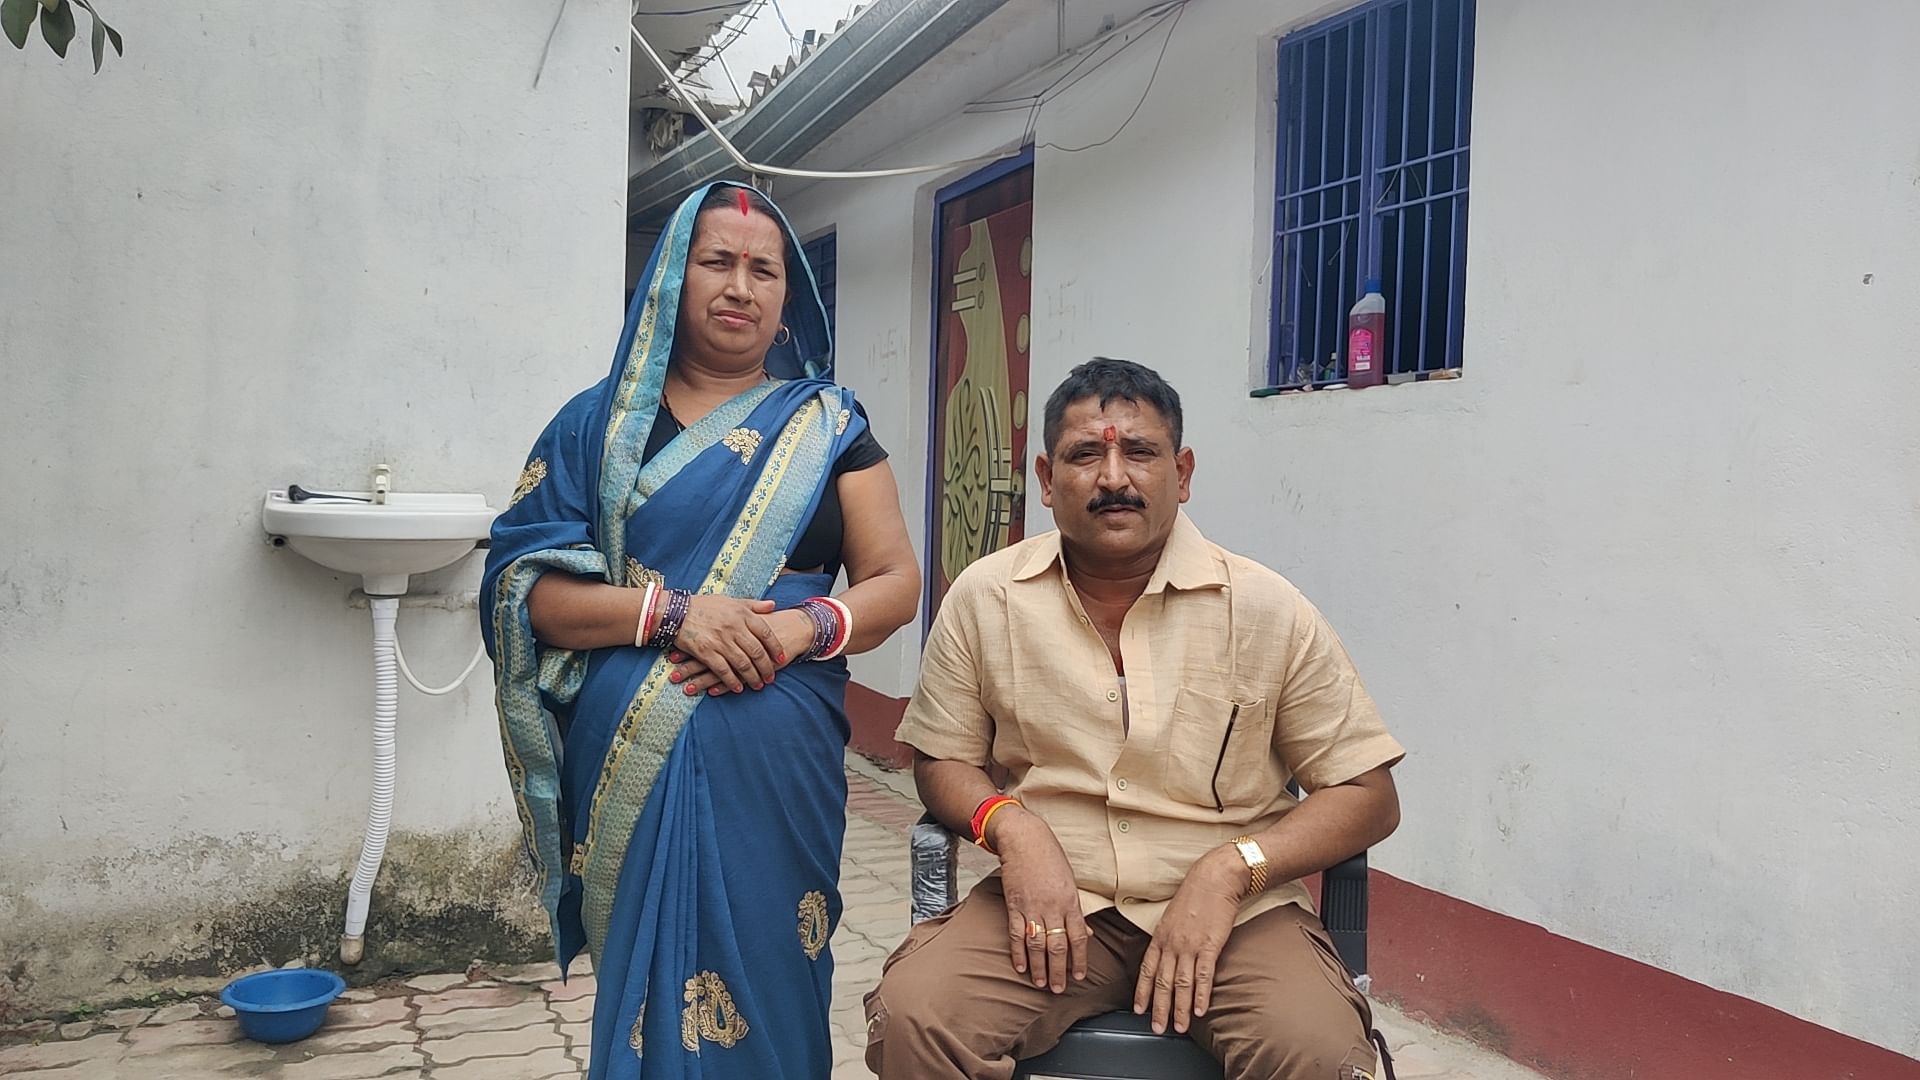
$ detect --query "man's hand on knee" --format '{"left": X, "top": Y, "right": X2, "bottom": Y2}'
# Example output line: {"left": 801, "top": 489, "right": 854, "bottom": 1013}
{"left": 1133, "top": 852, "right": 1245, "bottom": 1034}
{"left": 993, "top": 808, "right": 1091, "bottom": 994}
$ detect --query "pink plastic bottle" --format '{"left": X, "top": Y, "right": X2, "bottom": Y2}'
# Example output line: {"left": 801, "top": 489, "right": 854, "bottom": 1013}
{"left": 1346, "top": 278, "right": 1387, "bottom": 388}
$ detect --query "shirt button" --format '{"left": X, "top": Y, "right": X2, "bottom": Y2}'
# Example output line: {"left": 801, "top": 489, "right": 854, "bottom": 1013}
{"left": 1115, "top": 778, "right": 1129, "bottom": 791}
{"left": 1117, "top": 820, "right": 1131, "bottom": 833}
{"left": 1107, "top": 690, "right": 1119, "bottom": 702}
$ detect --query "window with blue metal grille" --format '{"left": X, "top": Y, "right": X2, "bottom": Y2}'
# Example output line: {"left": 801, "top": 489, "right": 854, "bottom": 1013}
{"left": 801, "top": 231, "right": 838, "bottom": 341}
{"left": 1269, "top": 0, "right": 1474, "bottom": 388}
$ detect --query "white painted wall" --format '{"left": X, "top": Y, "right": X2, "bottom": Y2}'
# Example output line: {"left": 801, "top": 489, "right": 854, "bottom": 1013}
{"left": 0, "top": 0, "right": 630, "bottom": 1012}
{"left": 778, "top": 0, "right": 1920, "bottom": 1056}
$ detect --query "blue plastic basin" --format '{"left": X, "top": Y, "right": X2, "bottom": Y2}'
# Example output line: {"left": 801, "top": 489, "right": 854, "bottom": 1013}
{"left": 219, "top": 968, "right": 346, "bottom": 1044}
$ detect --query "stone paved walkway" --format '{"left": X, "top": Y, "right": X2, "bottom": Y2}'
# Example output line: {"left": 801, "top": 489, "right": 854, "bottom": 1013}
{"left": 0, "top": 754, "right": 1545, "bottom": 1079}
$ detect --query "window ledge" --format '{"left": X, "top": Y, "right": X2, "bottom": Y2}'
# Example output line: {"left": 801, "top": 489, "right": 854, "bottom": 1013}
{"left": 1251, "top": 370, "right": 1463, "bottom": 397}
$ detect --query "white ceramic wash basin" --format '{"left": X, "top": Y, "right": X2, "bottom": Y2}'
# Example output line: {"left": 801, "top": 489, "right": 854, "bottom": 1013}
{"left": 262, "top": 490, "right": 497, "bottom": 596}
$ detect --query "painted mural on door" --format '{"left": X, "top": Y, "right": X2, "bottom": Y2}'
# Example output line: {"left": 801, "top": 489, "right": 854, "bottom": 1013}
{"left": 927, "top": 164, "right": 1033, "bottom": 622}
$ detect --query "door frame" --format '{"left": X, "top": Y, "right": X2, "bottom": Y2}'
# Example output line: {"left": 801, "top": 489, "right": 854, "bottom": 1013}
{"left": 921, "top": 144, "right": 1036, "bottom": 636}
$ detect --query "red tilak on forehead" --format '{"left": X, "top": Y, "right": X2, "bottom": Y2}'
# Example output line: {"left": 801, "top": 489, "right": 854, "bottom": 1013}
{"left": 736, "top": 189, "right": 751, "bottom": 216}
{"left": 1103, "top": 425, "right": 1117, "bottom": 443}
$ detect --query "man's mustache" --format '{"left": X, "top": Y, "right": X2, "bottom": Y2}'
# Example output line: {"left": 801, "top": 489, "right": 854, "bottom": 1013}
{"left": 1087, "top": 492, "right": 1147, "bottom": 513}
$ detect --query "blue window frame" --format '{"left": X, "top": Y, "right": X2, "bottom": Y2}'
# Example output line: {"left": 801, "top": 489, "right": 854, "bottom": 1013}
{"left": 1269, "top": 0, "right": 1475, "bottom": 388}
{"left": 801, "top": 231, "right": 838, "bottom": 340}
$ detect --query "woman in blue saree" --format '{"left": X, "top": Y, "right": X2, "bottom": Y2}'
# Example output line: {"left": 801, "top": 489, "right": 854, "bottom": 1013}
{"left": 481, "top": 182, "right": 920, "bottom": 1079}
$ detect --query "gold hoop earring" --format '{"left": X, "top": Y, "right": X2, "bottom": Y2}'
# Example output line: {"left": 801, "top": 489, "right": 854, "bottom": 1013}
{"left": 773, "top": 325, "right": 792, "bottom": 346}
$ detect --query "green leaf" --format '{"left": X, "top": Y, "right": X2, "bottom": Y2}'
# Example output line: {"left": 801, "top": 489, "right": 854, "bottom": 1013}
{"left": 38, "top": 0, "right": 74, "bottom": 57}
{"left": 88, "top": 7, "right": 100, "bottom": 70}
{"left": 2, "top": 0, "right": 34, "bottom": 49}
{"left": 68, "top": 0, "right": 120, "bottom": 59}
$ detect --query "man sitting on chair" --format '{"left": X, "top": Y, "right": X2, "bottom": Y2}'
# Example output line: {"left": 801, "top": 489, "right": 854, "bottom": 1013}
{"left": 864, "top": 358, "right": 1405, "bottom": 1080}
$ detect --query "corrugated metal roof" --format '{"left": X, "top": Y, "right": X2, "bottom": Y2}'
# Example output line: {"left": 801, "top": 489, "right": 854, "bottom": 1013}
{"left": 628, "top": 0, "right": 755, "bottom": 108}
{"left": 627, "top": 0, "right": 1011, "bottom": 224}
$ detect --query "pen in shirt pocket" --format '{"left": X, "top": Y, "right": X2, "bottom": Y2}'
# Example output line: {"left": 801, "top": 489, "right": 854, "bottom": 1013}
{"left": 1208, "top": 701, "right": 1241, "bottom": 813}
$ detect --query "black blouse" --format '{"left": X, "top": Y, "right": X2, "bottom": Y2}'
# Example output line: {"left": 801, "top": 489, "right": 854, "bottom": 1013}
{"left": 640, "top": 400, "right": 887, "bottom": 576}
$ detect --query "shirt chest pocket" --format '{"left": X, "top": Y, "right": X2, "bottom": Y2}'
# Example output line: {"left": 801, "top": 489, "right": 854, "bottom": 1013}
{"left": 1162, "top": 686, "right": 1274, "bottom": 811}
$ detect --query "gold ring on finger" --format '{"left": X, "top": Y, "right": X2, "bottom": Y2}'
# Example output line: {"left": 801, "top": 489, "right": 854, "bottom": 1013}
{"left": 1046, "top": 928, "right": 1068, "bottom": 935}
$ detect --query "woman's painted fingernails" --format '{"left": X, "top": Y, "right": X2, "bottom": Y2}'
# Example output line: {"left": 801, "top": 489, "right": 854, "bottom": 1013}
{"left": 669, "top": 671, "right": 683, "bottom": 683}
{"left": 684, "top": 685, "right": 699, "bottom": 696}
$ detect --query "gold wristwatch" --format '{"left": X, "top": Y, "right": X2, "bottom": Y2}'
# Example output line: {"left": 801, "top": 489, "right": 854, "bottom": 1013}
{"left": 1229, "top": 836, "right": 1270, "bottom": 898}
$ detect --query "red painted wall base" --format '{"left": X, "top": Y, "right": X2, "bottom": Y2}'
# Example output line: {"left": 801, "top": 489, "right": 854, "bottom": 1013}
{"left": 845, "top": 680, "right": 912, "bottom": 768}
{"left": 1371, "top": 872, "right": 1918, "bottom": 1079}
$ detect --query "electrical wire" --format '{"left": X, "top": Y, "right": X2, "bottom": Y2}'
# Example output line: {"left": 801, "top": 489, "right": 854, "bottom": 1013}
{"left": 641, "top": 2, "right": 760, "bottom": 15}
{"left": 967, "top": 1, "right": 1182, "bottom": 112}
{"left": 1040, "top": 1, "right": 1185, "bottom": 154}
{"left": 768, "top": 0, "right": 800, "bottom": 47}
{"left": 633, "top": 0, "right": 1187, "bottom": 181}
{"left": 975, "top": 35, "right": 1114, "bottom": 113}
{"left": 631, "top": 22, "right": 1016, "bottom": 180}
{"left": 1016, "top": 31, "right": 1108, "bottom": 143}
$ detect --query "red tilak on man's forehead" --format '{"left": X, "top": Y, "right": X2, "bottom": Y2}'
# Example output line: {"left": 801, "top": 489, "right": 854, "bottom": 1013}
{"left": 1103, "top": 425, "right": 1117, "bottom": 443}
{"left": 736, "top": 189, "right": 751, "bottom": 216}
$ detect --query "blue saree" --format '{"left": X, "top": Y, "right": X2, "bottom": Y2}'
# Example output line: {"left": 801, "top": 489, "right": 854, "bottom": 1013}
{"left": 480, "top": 182, "right": 865, "bottom": 1079}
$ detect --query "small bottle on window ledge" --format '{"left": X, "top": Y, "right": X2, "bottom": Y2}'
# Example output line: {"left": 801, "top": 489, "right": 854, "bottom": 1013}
{"left": 1347, "top": 279, "right": 1387, "bottom": 388}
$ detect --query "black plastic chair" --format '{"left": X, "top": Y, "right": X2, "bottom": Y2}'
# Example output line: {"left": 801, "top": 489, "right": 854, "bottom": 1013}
{"left": 908, "top": 814, "right": 1371, "bottom": 1080}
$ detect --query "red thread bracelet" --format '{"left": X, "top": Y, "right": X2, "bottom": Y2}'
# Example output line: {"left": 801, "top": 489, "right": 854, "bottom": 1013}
{"left": 970, "top": 794, "right": 1019, "bottom": 852}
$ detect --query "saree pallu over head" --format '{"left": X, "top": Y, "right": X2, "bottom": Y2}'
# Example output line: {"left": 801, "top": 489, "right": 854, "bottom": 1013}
{"left": 481, "top": 181, "right": 865, "bottom": 1079}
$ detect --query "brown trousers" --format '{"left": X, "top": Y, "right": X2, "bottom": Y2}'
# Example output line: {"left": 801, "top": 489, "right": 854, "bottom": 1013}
{"left": 864, "top": 877, "right": 1378, "bottom": 1080}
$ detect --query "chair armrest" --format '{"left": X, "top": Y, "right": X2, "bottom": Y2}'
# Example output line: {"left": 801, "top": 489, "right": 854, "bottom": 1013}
{"left": 1319, "top": 851, "right": 1369, "bottom": 981}
{"left": 909, "top": 812, "right": 961, "bottom": 924}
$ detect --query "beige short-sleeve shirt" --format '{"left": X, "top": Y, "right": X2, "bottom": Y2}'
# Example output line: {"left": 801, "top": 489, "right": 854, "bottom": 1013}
{"left": 898, "top": 513, "right": 1405, "bottom": 933}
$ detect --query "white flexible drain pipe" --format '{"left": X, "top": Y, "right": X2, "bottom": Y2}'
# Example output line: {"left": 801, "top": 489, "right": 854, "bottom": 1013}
{"left": 340, "top": 597, "right": 400, "bottom": 965}
{"left": 338, "top": 598, "right": 487, "bottom": 964}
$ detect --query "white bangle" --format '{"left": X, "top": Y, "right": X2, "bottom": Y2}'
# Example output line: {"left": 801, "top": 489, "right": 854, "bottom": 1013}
{"left": 635, "top": 582, "right": 658, "bottom": 648}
